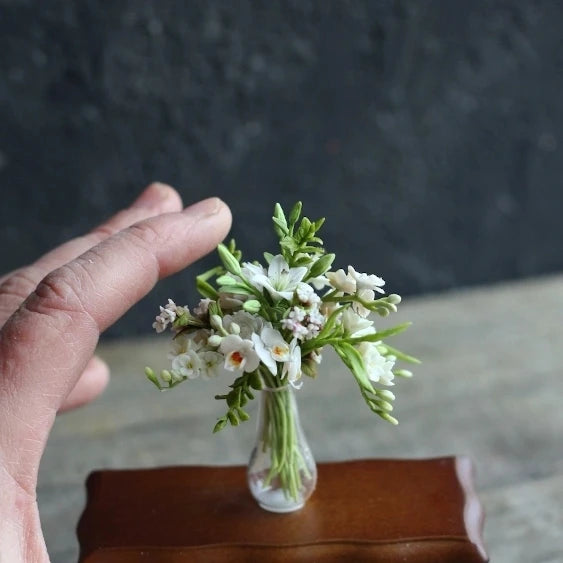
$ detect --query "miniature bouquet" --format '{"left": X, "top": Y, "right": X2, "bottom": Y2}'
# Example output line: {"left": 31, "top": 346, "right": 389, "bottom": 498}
{"left": 145, "top": 202, "right": 418, "bottom": 512}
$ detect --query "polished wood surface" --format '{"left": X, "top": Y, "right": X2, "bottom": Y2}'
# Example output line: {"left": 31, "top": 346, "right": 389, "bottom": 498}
{"left": 77, "top": 458, "right": 486, "bottom": 562}
{"left": 38, "top": 274, "right": 563, "bottom": 562}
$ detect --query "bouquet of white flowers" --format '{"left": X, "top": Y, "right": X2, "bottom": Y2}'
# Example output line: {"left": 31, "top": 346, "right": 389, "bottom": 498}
{"left": 146, "top": 202, "right": 418, "bottom": 511}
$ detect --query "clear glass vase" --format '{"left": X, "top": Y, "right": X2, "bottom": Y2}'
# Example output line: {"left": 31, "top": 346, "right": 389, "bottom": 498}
{"left": 247, "top": 385, "right": 317, "bottom": 513}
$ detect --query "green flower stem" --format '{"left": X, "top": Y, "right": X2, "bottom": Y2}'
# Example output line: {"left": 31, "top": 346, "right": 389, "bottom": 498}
{"left": 259, "top": 378, "right": 308, "bottom": 502}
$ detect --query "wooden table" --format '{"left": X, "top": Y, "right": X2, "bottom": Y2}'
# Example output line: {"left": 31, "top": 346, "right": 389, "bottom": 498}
{"left": 38, "top": 275, "right": 563, "bottom": 563}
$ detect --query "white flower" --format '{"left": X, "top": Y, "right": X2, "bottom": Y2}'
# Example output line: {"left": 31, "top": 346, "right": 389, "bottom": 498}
{"left": 282, "top": 339, "right": 302, "bottom": 388}
{"left": 347, "top": 266, "right": 385, "bottom": 294}
{"left": 320, "top": 300, "right": 340, "bottom": 317}
{"left": 193, "top": 298, "right": 212, "bottom": 318}
{"left": 352, "top": 288, "right": 376, "bottom": 318}
{"left": 341, "top": 308, "right": 376, "bottom": 337}
{"left": 357, "top": 342, "right": 395, "bottom": 386}
{"left": 296, "top": 282, "right": 320, "bottom": 306}
{"left": 309, "top": 275, "right": 330, "bottom": 290}
{"left": 281, "top": 306, "right": 306, "bottom": 339}
{"left": 200, "top": 351, "right": 224, "bottom": 379}
{"left": 222, "top": 311, "right": 263, "bottom": 340}
{"left": 171, "top": 350, "right": 203, "bottom": 379}
{"left": 311, "top": 350, "right": 322, "bottom": 364}
{"left": 251, "top": 326, "right": 290, "bottom": 375}
{"left": 281, "top": 305, "right": 325, "bottom": 341}
{"left": 304, "top": 308, "right": 325, "bottom": 340}
{"left": 219, "top": 334, "right": 260, "bottom": 372}
{"left": 169, "top": 331, "right": 205, "bottom": 358}
{"left": 240, "top": 261, "right": 266, "bottom": 281}
{"left": 242, "top": 255, "right": 307, "bottom": 301}
{"left": 326, "top": 269, "right": 356, "bottom": 294}
{"left": 152, "top": 299, "right": 179, "bottom": 333}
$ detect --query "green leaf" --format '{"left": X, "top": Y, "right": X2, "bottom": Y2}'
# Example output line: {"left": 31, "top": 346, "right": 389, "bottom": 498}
{"left": 280, "top": 236, "right": 299, "bottom": 252}
{"left": 313, "top": 217, "right": 325, "bottom": 231}
{"left": 197, "top": 265, "right": 224, "bottom": 282}
{"left": 346, "top": 322, "right": 412, "bottom": 344}
{"left": 218, "top": 284, "right": 255, "bottom": 296}
{"left": 308, "top": 253, "right": 335, "bottom": 278}
{"left": 196, "top": 277, "right": 219, "bottom": 299}
{"left": 264, "top": 252, "right": 274, "bottom": 264}
{"left": 380, "top": 343, "right": 421, "bottom": 364}
{"left": 272, "top": 216, "right": 289, "bottom": 234}
{"left": 216, "top": 274, "right": 237, "bottom": 286}
{"left": 273, "top": 203, "right": 288, "bottom": 228}
{"left": 299, "top": 245, "right": 324, "bottom": 253}
{"left": 293, "top": 256, "right": 312, "bottom": 266}
{"left": 249, "top": 371, "right": 263, "bottom": 390}
{"left": 333, "top": 342, "right": 374, "bottom": 393}
{"left": 297, "top": 217, "right": 311, "bottom": 239}
{"left": 288, "top": 201, "right": 302, "bottom": 227}
{"left": 227, "top": 411, "right": 239, "bottom": 426}
{"left": 213, "top": 417, "right": 228, "bottom": 433}
{"left": 226, "top": 390, "right": 239, "bottom": 408}
{"left": 217, "top": 243, "right": 242, "bottom": 275}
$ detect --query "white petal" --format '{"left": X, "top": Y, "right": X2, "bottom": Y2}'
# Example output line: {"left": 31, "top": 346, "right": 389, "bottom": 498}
{"left": 251, "top": 333, "right": 277, "bottom": 375}
{"left": 267, "top": 255, "right": 289, "bottom": 280}
{"left": 242, "top": 347, "right": 261, "bottom": 373}
{"left": 219, "top": 334, "right": 243, "bottom": 355}
{"left": 289, "top": 266, "right": 308, "bottom": 285}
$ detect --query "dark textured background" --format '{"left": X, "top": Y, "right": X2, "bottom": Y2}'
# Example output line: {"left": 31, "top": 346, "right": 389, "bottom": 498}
{"left": 1, "top": 0, "right": 562, "bottom": 337}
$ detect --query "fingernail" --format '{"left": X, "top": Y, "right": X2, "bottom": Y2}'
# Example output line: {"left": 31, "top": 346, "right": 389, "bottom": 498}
{"left": 131, "top": 182, "right": 173, "bottom": 209}
{"left": 183, "top": 197, "right": 225, "bottom": 218}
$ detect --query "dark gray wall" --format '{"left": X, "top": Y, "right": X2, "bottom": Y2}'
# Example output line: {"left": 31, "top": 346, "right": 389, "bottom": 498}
{"left": 1, "top": 1, "right": 562, "bottom": 337}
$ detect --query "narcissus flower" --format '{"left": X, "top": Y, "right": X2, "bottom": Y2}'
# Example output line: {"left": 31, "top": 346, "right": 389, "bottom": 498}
{"left": 219, "top": 335, "right": 260, "bottom": 373}
{"left": 242, "top": 255, "right": 307, "bottom": 301}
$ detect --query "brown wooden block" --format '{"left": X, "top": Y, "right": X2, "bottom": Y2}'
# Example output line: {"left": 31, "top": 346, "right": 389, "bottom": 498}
{"left": 77, "top": 457, "right": 488, "bottom": 562}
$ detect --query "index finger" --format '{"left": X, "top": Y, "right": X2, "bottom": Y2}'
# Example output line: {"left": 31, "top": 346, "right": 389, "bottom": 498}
{"left": 0, "top": 197, "right": 231, "bottom": 487}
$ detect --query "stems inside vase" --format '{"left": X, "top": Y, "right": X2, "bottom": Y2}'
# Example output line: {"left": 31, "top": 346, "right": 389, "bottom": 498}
{"left": 247, "top": 370, "right": 317, "bottom": 511}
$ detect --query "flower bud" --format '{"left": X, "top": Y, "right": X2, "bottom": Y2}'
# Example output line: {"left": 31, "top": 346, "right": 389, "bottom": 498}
{"left": 216, "top": 274, "right": 237, "bottom": 286}
{"left": 171, "top": 370, "right": 184, "bottom": 383}
{"left": 210, "top": 314, "right": 223, "bottom": 331}
{"left": 378, "top": 390, "right": 395, "bottom": 401}
{"left": 242, "top": 299, "right": 261, "bottom": 313}
{"left": 229, "top": 322, "right": 241, "bottom": 335}
{"left": 395, "top": 369, "right": 413, "bottom": 378}
{"left": 161, "top": 370, "right": 172, "bottom": 383}
{"left": 376, "top": 400, "right": 393, "bottom": 412}
{"left": 217, "top": 243, "right": 242, "bottom": 275}
{"left": 379, "top": 412, "right": 399, "bottom": 425}
{"left": 213, "top": 418, "right": 227, "bottom": 433}
{"left": 388, "top": 294, "right": 402, "bottom": 304}
{"left": 207, "top": 334, "right": 223, "bottom": 347}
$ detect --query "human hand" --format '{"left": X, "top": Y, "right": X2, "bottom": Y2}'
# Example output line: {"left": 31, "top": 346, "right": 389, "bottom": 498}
{"left": 0, "top": 183, "right": 231, "bottom": 562}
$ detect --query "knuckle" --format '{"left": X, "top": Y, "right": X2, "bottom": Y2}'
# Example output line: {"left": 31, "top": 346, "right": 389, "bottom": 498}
{"left": 89, "top": 222, "right": 120, "bottom": 242}
{"left": 125, "top": 221, "right": 160, "bottom": 248}
{"left": 0, "top": 267, "right": 39, "bottom": 302}
{"left": 30, "top": 265, "right": 87, "bottom": 316}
